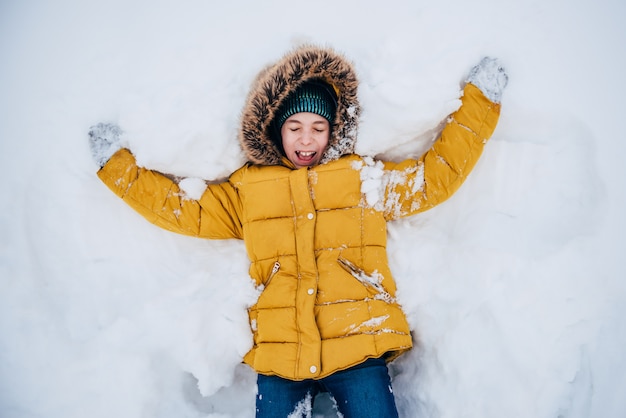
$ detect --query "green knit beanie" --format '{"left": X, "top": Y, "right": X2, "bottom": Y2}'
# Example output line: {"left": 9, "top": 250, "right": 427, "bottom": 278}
{"left": 275, "top": 79, "right": 338, "bottom": 128}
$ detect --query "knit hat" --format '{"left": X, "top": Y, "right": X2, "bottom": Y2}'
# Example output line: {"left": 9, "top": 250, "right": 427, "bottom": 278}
{"left": 274, "top": 79, "right": 338, "bottom": 129}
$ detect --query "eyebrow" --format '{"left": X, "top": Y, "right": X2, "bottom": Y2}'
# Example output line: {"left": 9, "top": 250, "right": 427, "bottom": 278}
{"left": 284, "top": 119, "right": 328, "bottom": 125}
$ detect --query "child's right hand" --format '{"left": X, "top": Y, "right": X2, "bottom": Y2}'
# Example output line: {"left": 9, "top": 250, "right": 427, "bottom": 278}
{"left": 88, "top": 123, "right": 123, "bottom": 168}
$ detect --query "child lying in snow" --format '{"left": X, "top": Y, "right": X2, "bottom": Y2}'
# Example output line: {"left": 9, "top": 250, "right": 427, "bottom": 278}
{"left": 89, "top": 45, "right": 507, "bottom": 417}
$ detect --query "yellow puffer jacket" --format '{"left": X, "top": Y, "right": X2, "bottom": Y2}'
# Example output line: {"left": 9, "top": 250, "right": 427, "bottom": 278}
{"left": 97, "top": 46, "right": 501, "bottom": 381}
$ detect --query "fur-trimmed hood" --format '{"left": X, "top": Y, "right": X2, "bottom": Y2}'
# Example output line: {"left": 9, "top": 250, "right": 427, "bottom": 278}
{"left": 239, "top": 45, "right": 361, "bottom": 166}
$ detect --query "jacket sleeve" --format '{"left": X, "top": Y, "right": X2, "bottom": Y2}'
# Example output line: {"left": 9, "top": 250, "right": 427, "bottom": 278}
{"left": 97, "top": 148, "right": 244, "bottom": 239}
{"left": 382, "top": 83, "right": 501, "bottom": 220}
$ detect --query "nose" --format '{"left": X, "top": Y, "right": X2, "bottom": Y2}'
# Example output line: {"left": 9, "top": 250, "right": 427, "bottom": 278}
{"left": 300, "top": 129, "right": 313, "bottom": 145}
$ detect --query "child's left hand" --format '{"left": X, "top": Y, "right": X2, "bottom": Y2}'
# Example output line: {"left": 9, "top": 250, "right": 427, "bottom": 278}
{"left": 466, "top": 57, "right": 509, "bottom": 103}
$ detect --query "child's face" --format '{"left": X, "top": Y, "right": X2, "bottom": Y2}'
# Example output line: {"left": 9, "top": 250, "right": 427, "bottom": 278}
{"left": 281, "top": 112, "right": 330, "bottom": 168}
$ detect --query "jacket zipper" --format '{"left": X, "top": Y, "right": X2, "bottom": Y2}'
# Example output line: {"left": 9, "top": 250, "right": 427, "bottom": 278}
{"left": 265, "top": 261, "right": 281, "bottom": 287}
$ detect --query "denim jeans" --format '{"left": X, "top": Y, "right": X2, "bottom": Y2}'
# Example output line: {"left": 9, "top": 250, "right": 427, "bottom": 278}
{"left": 255, "top": 357, "right": 399, "bottom": 418}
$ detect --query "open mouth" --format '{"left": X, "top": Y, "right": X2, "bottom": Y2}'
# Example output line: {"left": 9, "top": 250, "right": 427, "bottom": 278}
{"left": 295, "top": 151, "right": 317, "bottom": 162}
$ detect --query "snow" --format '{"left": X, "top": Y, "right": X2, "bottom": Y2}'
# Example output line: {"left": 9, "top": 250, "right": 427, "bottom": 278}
{"left": 179, "top": 177, "right": 209, "bottom": 201}
{"left": 1, "top": 0, "right": 625, "bottom": 417}
{"left": 287, "top": 392, "right": 314, "bottom": 418}
{"left": 353, "top": 157, "right": 387, "bottom": 208}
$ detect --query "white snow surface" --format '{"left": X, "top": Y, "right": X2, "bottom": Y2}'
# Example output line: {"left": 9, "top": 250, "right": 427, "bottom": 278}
{"left": 1, "top": 0, "right": 625, "bottom": 417}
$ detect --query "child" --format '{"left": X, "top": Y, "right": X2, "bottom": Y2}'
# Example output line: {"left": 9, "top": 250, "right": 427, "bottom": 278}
{"left": 89, "top": 45, "right": 507, "bottom": 417}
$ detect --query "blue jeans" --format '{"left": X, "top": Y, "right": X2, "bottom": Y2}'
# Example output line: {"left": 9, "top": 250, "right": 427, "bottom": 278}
{"left": 255, "top": 357, "right": 399, "bottom": 418}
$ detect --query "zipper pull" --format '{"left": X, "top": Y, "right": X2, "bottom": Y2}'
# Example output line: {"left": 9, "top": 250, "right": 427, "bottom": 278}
{"left": 264, "top": 261, "right": 281, "bottom": 287}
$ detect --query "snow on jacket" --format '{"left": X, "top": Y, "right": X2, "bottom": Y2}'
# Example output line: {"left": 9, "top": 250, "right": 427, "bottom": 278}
{"left": 97, "top": 46, "right": 501, "bottom": 381}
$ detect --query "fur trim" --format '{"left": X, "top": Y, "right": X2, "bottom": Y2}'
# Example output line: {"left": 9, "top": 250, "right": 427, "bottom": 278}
{"left": 239, "top": 45, "right": 361, "bottom": 166}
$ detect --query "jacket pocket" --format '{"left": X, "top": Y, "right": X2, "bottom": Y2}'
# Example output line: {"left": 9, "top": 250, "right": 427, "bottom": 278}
{"left": 336, "top": 256, "right": 394, "bottom": 302}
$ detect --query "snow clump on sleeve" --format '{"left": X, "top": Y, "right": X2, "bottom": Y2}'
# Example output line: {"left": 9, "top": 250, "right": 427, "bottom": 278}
{"left": 178, "top": 177, "right": 208, "bottom": 200}
{"left": 353, "top": 156, "right": 425, "bottom": 219}
{"left": 352, "top": 156, "right": 386, "bottom": 208}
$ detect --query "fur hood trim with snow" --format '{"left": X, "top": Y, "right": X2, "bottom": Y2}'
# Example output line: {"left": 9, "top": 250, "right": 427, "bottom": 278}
{"left": 239, "top": 45, "right": 361, "bottom": 166}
